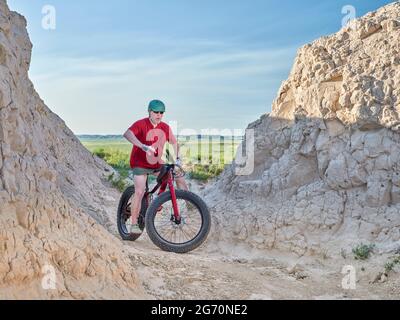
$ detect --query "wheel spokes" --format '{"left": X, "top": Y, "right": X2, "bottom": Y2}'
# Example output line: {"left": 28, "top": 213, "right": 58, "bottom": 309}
{"left": 121, "top": 201, "right": 133, "bottom": 234}
{"left": 153, "top": 199, "right": 203, "bottom": 245}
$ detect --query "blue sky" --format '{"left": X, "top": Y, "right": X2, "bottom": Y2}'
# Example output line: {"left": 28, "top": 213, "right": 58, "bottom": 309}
{"left": 8, "top": 0, "right": 394, "bottom": 135}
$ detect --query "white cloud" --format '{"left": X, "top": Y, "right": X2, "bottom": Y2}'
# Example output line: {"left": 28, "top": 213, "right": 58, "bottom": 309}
{"left": 29, "top": 42, "right": 296, "bottom": 134}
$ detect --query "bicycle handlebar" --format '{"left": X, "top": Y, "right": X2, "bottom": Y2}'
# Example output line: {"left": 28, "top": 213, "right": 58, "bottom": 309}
{"left": 172, "top": 163, "right": 186, "bottom": 178}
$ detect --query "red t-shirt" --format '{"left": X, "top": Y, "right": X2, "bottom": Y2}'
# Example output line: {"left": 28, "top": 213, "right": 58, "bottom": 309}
{"left": 128, "top": 118, "right": 176, "bottom": 169}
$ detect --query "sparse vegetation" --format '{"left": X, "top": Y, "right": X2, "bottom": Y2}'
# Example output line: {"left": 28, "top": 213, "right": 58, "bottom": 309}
{"left": 93, "top": 147, "right": 131, "bottom": 179}
{"left": 321, "top": 249, "right": 329, "bottom": 260}
{"left": 385, "top": 255, "right": 400, "bottom": 274}
{"left": 352, "top": 243, "right": 375, "bottom": 260}
{"left": 107, "top": 172, "right": 128, "bottom": 192}
{"left": 188, "top": 164, "right": 225, "bottom": 181}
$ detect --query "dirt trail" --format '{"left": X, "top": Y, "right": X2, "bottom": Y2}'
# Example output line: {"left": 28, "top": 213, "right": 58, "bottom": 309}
{"left": 118, "top": 231, "right": 399, "bottom": 300}
{"left": 102, "top": 180, "right": 399, "bottom": 300}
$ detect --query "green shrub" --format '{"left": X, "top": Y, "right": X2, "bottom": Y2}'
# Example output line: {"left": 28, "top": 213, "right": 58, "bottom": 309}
{"left": 188, "top": 164, "right": 224, "bottom": 181}
{"left": 107, "top": 172, "right": 128, "bottom": 192}
{"left": 112, "top": 177, "right": 127, "bottom": 192}
{"left": 93, "top": 148, "right": 109, "bottom": 159}
{"left": 385, "top": 255, "right": 400, "bottom": 273}
{"left": 190, "top": 170, "right": 211, "bottom": 181}
{"left": 93, "top": 148, "right": 130, "bottom": 183}
{"left": 352, "top": 244, "right": 375, "bottom": 260}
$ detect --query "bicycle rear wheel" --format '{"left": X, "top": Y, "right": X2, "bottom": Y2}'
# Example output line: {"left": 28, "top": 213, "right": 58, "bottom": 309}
{"left": 145, "top": 190, "right": 211, "bottom": 253}
{"left": 117, "top": 186, "right": 146, "bottom": 242}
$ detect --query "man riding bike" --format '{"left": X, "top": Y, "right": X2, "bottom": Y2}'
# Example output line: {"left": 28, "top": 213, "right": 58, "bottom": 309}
{"left": 123, "top": 100, "right": 189, "bottom": 235}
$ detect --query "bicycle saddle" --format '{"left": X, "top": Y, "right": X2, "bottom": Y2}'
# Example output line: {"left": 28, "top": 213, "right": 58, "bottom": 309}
{"left": 157, "top": 165, "right": 169, "bottom": 183}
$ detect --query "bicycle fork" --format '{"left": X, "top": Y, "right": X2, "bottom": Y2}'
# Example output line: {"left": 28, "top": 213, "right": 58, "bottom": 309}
{"left": 169, "top": 179, "right": 181, "bottom": 223}
{"left": 159, "top": 172, "right": 181, "bottom": 223}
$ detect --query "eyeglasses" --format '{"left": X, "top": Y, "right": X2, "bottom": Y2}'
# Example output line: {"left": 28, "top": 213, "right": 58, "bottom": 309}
{"left": 153, "top": 111, "right": 164, "bottom": 115}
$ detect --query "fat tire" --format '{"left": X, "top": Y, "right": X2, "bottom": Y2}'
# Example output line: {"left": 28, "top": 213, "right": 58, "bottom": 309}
{"left": 145, "top": 190, "right": 211, "bottom": 253}
{"left": 117, "top": 186, "right": 145, "bottom": 242}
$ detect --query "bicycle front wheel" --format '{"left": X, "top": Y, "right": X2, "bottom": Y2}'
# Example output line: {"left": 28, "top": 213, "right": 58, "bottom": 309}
{"left": 145, "top": 190, "right": 211, "bottom": 253}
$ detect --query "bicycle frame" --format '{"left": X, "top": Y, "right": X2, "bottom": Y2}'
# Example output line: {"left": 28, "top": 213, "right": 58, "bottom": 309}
{"left": 144, "top": 165, "right": 181, "bottom": 222}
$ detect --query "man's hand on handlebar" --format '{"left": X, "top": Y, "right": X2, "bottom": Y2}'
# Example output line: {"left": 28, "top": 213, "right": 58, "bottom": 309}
{"left": 175, "top": 157, "right": 183, "bottom": 168}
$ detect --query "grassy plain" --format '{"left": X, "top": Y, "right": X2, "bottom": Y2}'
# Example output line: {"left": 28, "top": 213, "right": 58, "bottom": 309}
{"left": 79, "top": 136, "right": 241, "bottom": 185}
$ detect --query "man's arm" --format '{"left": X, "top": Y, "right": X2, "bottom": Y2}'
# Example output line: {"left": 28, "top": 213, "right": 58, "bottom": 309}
{"left": 123, "top": 129, "right": 143, "bottom": 149}
{"left": 172, "top": 143, "right": 181, "bottom": 159}
{"left": 168, "top": 132, "right": 181, "bottom": 162}
{"left": 124, "top": 130, "right": 155, "bottom": 154}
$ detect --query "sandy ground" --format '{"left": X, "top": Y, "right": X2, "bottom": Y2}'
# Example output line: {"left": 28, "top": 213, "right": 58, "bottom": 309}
{"left": 105, "top": 180, "right": 399, "bottom": 300}
{"left": 119, "top": 231, "right": 400, "bottom": 300}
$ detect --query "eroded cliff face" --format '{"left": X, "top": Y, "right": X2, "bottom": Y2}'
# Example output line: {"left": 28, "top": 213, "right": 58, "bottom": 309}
{"left": 0, "top": 0, "right": 144, "bottom": 299}
{"left": 206, "top": 3, "right": 400, "bottom": 257}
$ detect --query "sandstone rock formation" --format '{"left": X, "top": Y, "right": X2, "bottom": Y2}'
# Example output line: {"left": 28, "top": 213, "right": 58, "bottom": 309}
{"left": 206, "top": 2, "right": 400, "bottom": 257}
{"left": 0, "top": 0, "right": 144, "bottom": 299}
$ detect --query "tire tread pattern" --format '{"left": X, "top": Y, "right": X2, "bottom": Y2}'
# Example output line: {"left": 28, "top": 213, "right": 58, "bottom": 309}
{"left": 145, "top": 190, "right": 211, "bottom": 253}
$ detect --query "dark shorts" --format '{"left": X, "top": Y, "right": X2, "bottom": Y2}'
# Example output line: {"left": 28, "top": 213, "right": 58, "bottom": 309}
{"left": 130, "top": 167, "right": 160, "bottom": 176}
